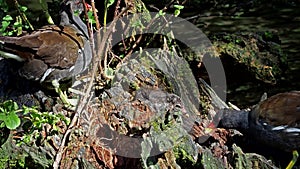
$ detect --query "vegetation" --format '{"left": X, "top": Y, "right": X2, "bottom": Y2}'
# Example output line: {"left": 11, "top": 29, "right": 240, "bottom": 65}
{"left": 0, "top": 0, "right": 298, "bottom": 168}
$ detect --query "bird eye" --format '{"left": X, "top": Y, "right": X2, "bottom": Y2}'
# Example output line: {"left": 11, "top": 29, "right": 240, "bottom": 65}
{"left": 78, "top": 49, "right": 83, "bottom": 55}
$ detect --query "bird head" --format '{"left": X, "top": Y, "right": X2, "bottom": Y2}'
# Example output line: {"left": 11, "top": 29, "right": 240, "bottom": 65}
{"left": 60, "top": 0, "right": 91, "bottom": 38}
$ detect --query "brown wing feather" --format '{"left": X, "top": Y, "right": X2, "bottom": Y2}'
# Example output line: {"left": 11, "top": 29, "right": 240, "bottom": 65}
{"left": 31, "top": 25, "right": 84, "bottom": 68}
{"left": 15, "top": 33, "right": 43, "bottom": 49}
{"left": 1, "top": 25, "right": 85, "bottom": 69}
{"left": 0, "top": 35, "right": 42, "bottom": 60}
{"left": 257, "top": 91, "right": 300, "bottom": 126}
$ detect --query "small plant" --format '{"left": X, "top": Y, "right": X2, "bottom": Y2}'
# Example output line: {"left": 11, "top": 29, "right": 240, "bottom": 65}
{"left": 0, "top": 1, "right": 33, "bottom": 36}
{"left": 0, "top": 100, "right": 70, "bottom": 167}
{"left": 23, "top": 106, "right": 70, "bottom": 131}
{"left": 0, "top": 136, "right": 28, "bottom": 169}
{"left": 0, "top": 100, "right": 21, "bottom": 130}
{"left": 174, "top": 5, "right": 184, "bottom": 17}
{"left": 87, "top": 9, "right": 96, "bottom": 25}
{"left": 0, "top": 100, "right": 70, "bottom": 130}
{"left": 104, "top": 0, "right": 115, "bottom": 26}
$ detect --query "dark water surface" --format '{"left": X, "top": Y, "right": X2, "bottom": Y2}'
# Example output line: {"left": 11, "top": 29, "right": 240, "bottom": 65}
{"left": 191, "top": 5, "right": 300, "bottom": 107}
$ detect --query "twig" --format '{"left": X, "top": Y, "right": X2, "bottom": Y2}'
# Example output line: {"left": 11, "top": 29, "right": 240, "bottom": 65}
{"left": 114, "top": 0, "right": 122, "bottom": 19}
{"left": 101, "top": 5, "right": 131, "bottom": 78}
{"left": 52, "top": 129, "right": 72, "bottom": 169}
{"left": 121, "top": 11, "right": 169, "bottom": 63}
{"left": 91, "top": 0, "right": 101, "bottom": 30}
{"left": 53, "top": 5, "right": 132, "bottom": 168}
{"left": 13, "top": 0, "right": 34, "bottom": 30}
{"left": 162, "top": 0, "right": 176, "bottom": 12}
{"left": 82, "top": 0, "right": 92, "bottom": 37}
{"left": 76, "top": 1, "right": 126, "bottom": 114}
{"left": 52, "top": 1, "right": 95, "bottom": 168}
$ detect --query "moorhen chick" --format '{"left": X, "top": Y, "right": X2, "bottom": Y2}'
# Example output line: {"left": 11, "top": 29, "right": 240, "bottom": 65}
{"left": 0, "top": 0, "right": 92, "bottom": 105}
{"left": 199, "top": 79, "right": 300, "bottom": 169}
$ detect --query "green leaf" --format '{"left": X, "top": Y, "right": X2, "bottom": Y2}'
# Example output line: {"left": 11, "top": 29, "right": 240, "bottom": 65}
{"left": 0, "top": 122, "right": 5, "bottom": 128}
{"left": 88, "top": 11, "right": 96, "bottom": 24}
{"left": 13, "top": 21, "right": 22, "bottom": 28}
{"left": 3, "top": 111, "right": 20, "bottom": 129}
{"left": 74, "top": 10, "right": 80, "bottom": 16}
{"left": 3, "top": 15, "right": 13, "bottom": 21}
{"left": 174, "top": 9, "right": 180, "bottom": 17}
{"left": 173, "top": 5, "right": 184, "bottom": 17}
{"left": 1, "top": 21, "right": 10, "bottom": 29}
{"left": 0, "top": 113, "right": 6, "bottom": 121}
{"left": 3, "top": 100, "right": 19, "bottom": 111}
{"left": 159, "top": 10, "right": 165, "bottom": 16}
{"left": 107, "top": 0, "right": 115, "bottom": 8}
{"left": 19, "top": 6, "right": 27, "bottom": 12}
{"left": 174, "top": 5, "right": 184, "bottom": 10}
{"left": 104, "top": 67, "right": 115, "bottom": 79}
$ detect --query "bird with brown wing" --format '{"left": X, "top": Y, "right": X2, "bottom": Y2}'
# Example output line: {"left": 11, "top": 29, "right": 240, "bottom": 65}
{"left": 199, "top": 79, "right": 300, "bottom": 169}
{"left": 0, "top": 0, "right": 92, "bottom": 105}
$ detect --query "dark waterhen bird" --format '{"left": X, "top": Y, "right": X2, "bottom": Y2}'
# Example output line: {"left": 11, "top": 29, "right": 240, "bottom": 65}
{"left": 199, "top": 78, "right": 300, "bottom": 169}
{"left": 0, "top": 0, "right": 92, "bottom": 105}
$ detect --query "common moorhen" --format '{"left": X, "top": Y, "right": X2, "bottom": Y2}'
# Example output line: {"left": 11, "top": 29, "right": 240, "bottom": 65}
{"left": 199, "top": 79, "right": 300, "bottom": 169}
{"left": 0, "top": 0, "right": 92, "bottom": 104}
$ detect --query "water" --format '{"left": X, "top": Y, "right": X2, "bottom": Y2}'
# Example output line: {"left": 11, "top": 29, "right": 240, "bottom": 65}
{"left": 189, "top": 5, "right": 300, "bottom": 107}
